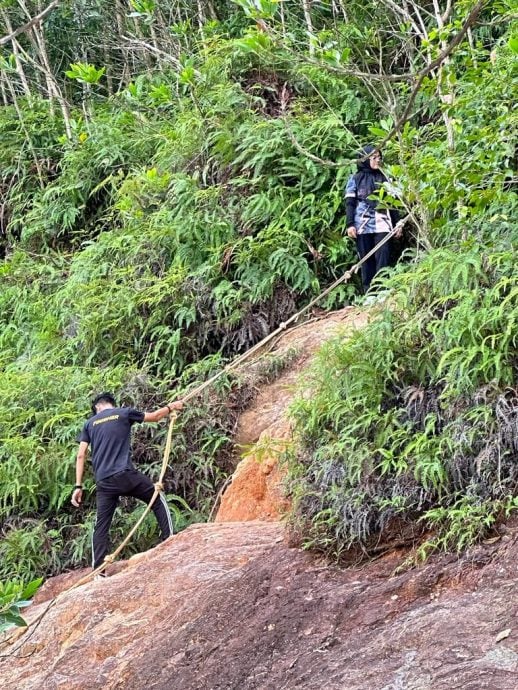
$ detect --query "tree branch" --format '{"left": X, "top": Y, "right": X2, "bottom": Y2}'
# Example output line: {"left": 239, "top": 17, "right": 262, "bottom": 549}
{"left": 294, "top": 53, "right": 416, "bottom": 83}
{"left": 377, "top": 0, "right": 487, "bottom": 149}
{"left": 0, "top": 1, "right": 59, "bottom": 47}
{"left": 281, "top": 2, "right": 486, "bottom": 169}
{"left": 121, "top": 35, "right": 181, "bottom": 70}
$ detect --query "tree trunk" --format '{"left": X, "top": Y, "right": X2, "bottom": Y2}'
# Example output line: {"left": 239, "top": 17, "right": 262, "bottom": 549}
{"left": 30, "top": 2, "right": 73, "bottom": 138}
{"left": 0, "top": 75, "right": 9, "bottom": 105}
{"left": 301, "top": 0, "right": 315, "bottom": 56}
{"left": 4, "top": 74, "right": 44, "bottom": 187}
{"left": 115, "top": 2, "right": 132, "bottom": 90}
{"left": 432, "top": 0, "right": 455, "bottom": 151}
{"left": 196, "top": 0, "right": 205, "bottom": 32}
{"left": 0, "top": 8, "right": 32, "bottom": 98}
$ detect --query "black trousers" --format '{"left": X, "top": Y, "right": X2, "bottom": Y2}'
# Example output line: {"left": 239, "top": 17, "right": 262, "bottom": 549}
{"left": 356, "top": 233, "right": 391, "bottom": 292}
{"left": 92, "top": 469, "right": 173, "bottom": 570}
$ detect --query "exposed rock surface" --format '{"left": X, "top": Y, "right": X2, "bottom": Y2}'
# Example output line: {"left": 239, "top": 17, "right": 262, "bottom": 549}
{"left": 216, "top": 307, "right": 368, "bottom": 522}
{"left": 5, "top": 308, "right": 517, "bottom": 689}
{"left": 3, "top": 521, "right": 517, "bottom": 690}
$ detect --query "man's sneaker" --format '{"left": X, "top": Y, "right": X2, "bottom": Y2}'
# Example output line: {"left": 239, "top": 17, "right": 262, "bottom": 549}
{"left": 94, "top": 572, "right": 107, "bottom": 581}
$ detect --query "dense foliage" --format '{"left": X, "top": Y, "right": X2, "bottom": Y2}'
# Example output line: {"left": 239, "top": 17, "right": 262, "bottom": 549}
{"left": 0, "top": 1, "right": 516, "bottom": 578}
{"left": 286, "top": 3, "right": 518, "bottom": 559}
{"left": 290, "top": 245, "right": 518, "bottom": 560}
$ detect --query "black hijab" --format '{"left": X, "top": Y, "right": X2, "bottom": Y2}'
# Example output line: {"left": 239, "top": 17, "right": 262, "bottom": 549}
{"left": 354, "top": 144, "right": 386, "bottom": 208}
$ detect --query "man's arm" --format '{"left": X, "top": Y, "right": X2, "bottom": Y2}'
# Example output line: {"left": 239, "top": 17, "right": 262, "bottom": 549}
{"left": 143, "top": 400, "right": 184, "bottom": 423}
{"left": 72, "top": 441, "right": 89, "bottom": 507}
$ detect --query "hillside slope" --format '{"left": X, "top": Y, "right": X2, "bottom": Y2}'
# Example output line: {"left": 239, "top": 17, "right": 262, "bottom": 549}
{"left": 3, "top": 520, "right": 517, "bottom": 690}
{"left": 2, "top": 307, "right": 517, "bottom": 689}
{"left": 0, "top": 1, "right": 515, "bottom": 582}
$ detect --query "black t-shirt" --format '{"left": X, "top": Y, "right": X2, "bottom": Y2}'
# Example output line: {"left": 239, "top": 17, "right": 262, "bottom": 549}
{"left": 79, "top": 407, "right": 145, "bottom": 482}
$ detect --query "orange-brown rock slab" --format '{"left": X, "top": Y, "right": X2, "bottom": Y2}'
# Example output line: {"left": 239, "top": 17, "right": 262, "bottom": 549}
{"left": 2, "top": 522, "right": 517, "bottom": 690}
{"left": 234, "top": 307, "right": 368, "bottom": 449}
{"left": 214, "top": 449, "right": 289, "bottom": 522}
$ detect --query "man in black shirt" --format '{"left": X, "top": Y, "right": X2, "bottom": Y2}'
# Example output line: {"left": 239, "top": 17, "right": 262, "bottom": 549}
{"left": 72, "top": 392, "right": 184, "bottom": 572}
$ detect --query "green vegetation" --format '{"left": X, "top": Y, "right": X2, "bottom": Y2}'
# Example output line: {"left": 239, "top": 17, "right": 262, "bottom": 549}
{"left": 0, "top": 1, "right": 516, "bottom": 578}
{"left": 289, "top": 246, "right": 518, "bottom": 559}
{"left": 0, "top": 577, "right": 42, "bottom": 632}
{"left": 285, "top": 2, "right": 518, "bottom": 560}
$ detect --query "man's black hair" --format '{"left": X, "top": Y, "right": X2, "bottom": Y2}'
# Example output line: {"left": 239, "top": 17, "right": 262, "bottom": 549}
{"left": 91, "top": 392, "right": 117, "bottom": 414}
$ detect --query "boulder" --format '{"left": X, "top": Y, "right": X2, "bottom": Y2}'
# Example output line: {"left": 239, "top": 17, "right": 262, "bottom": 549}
{"left": 2, "top": 521, "right": 517, "bottom": 690}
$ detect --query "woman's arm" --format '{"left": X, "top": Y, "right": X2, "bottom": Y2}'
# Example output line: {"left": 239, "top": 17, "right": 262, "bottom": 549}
{"left": 345, "top": 175, "right": 358, "bottom": 238}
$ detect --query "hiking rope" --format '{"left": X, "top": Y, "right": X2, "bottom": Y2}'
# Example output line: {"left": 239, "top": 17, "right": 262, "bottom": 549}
{"left": 0, "top": 220, "right": 406, "bottom": 655}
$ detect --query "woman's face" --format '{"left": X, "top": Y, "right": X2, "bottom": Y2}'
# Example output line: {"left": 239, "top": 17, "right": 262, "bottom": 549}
{"left": 369, "top": 151, "right": 382, "bottom": 170}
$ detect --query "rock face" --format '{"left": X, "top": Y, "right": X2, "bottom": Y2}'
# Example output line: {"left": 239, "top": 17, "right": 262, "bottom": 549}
{"left": 216, "top": 307, "right": 369, "bottom": 522}
{"left": 3, "top": 521, "right": 517, "bottom": 690}
{"left": 4, "top": 308, "right": 517, "bottom": 689}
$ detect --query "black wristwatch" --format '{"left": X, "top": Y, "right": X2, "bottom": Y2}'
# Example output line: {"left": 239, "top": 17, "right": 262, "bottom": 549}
{"left": 74, "top": 484, "right": 83, "bottom": 489}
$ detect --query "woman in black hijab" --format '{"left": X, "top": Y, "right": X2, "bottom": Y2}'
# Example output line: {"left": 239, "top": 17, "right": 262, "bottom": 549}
{"left": 345, "top": 145, "right": 400, "bottom": 292}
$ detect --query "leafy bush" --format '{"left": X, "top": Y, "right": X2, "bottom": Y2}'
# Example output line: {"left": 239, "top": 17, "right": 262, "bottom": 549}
{"left": 288, "top": 245, "right": 518, "bottom": 558}
{"left": 0, "top": 577, "right": 42, "bottom": 633}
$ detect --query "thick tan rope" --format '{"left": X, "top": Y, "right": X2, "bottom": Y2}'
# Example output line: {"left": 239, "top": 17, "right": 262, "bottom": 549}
{"left": 0, "top": 222, "right": 405, "bottom": 653}
{"left": 178, "top": 221, "right": 404, "bottom": 400}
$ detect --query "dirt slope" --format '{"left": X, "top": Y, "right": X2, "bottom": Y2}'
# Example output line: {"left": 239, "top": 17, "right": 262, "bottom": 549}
{"left": 216, "top": 306, "right": 368, "bottom": 522}
{"left": 2, "top": 521, "right": 517, "bottom": 690}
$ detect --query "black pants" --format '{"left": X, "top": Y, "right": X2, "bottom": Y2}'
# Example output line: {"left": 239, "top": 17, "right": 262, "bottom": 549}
{"left": 356, "top": 233, "right": 391, "bottom": 292}
{"left": 92, "top": 469, "right": 173, "bottom": 570}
